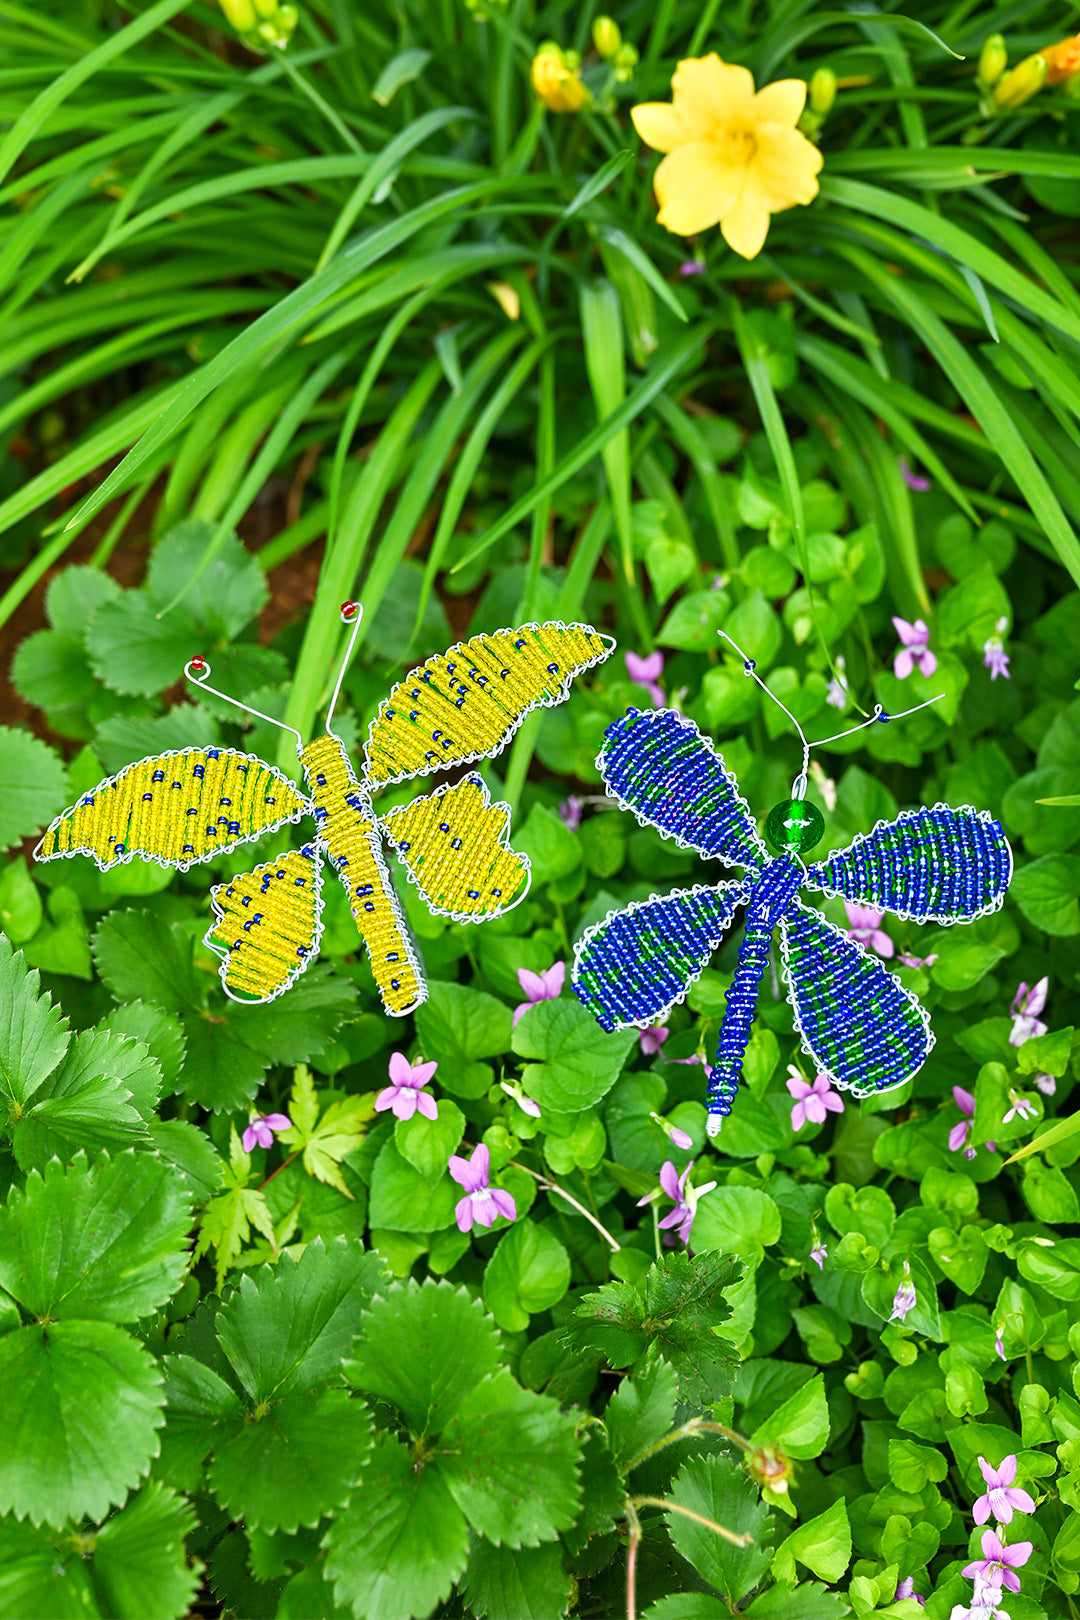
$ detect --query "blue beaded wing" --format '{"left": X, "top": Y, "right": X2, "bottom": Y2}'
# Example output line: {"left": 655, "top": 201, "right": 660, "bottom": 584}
{"left": 780, "top": 902, "right": 933, "bottom": 1097}
{"left": 574, "top": 882, "right": 746, "bottom": 1031}
{"left": 803, "top": 805, "right": 1012, "bottom": 924}
{"left": 599, "top": 709, "right": 768, "bottom": 870}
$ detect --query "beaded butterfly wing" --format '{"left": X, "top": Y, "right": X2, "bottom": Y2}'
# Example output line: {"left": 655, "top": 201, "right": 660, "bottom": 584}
{"left": 572, "top": 708, "right": 1012, "bottom": 1130}
{"left": 36, "top": 620, "right": 614, "bottom": 1012}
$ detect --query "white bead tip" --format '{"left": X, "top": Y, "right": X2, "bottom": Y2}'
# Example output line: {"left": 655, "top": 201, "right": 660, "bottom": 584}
{"left": 706, "top": 1114, "right": 723, "bottom": 1138}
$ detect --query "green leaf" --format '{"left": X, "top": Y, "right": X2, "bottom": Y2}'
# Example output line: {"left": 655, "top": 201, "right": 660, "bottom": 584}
{"left": 1011, "top": 854, "right": 1080, "bottom": 935}
{"left": 440, "top": 1367, "right": 582, "bottom": 1547}
{"left": 1016, "top": 1026, "right": 1074, "bottom": 1079}
{"left": 1017, "top": 1237, "right": 1080, "bottom": 1300}
{"left": 157, "top": 1354, "right": 244, "bottom": 1495}
{"left": 11, "top": 1029, "right": 156, "bottom": 1171}
{"left": 395, "top": 1098, "right": 465, "bottom": 1183}
{"left": 744, "top": 1586, "right": 850, "bottom": 1620}
{"left": 216, "top": 1239, "right": 384, "bottom": 1401}
{"left": 94, "top": 707, "right": 220, "bottom": 777}
{"left": 10, "top": 629, "right": 94, "bottom": 713}
{"left": 483, "top": 1222, "right": 571, "bottom": 1332}
{"left": 462, "top": 1541, "right": 572, "bottom": 1620}
{"left": 178, "top": 1013, "right": 267, "bottom": 1113}
{"left": 1023, "top": 1162, "right": 1080, "bottom": 1224}
{"left": 0, "top": 727, "right": 68, "bottom": 850}
{"left": 0, "top": 1321, "right": 165, "bottom": 1527}
{"left": 92, "top": 1484, "right": 199, "bottom": 1620}
{"left": 606, "top": 1357, "right": 679, "bottom": 1469}
{"left": 928, "top": 1224, "right": 988, "bottom": 1294}
{"left": 86, "top": 593, "right": 201, "bottom": 696}
{"left": 771, "top": 1497, "right": 851, "bottom": 1583}
{"left": 888, "top": 1437, "right": 949, "bottom": 1493}
{"left": 0, "top": 1515, "right": 98, "bottom": 1617}
{"left": 513, "top": 999, "right": 634, "bottom": 1111}
{"left": 929, "top": 938, "right": 1006, "bottom": 992}
{"left": 280, "top": 1065, "right": 373, "bottom": 1195}
{"left": 0, "top": 936, "right": 69, "bottom": 1111}
{"left": 0, "top": 857, "right": 43, "bottom": 944}
{"left": 371, "top": 47, "right": 432, "bottom": 105}
{"left": 659, "top": 590, "right": 732, "bottom": 653}
{"left": 513, "top": 804, "right": 581, "bottom": 886}
{"left": 751, "top": 1371, "right": 830, "bottom": 1459}
{"left": 345, "top": 1279, "right": 500, "bottom": 1435}
{"left": 366, "top": 1140, "right": 459, "bottom": 1233}
{"left": 194, "top": 1127, "right": 277, "bottom": 1288}
{"left": 0, "top": 1151, "right": 191, "bottom": 1322}
{"left": 666, "top": 1454, "right": 773, "bottom": 1602}
{"left": 824, "top": 1183, "right": 896, "bottom": 1249}
{"left": 414, "top": 981, "right": 512, "bottom": 1065}
{"left": 146, "top": 523, "right": 268, "bottom": 639}
{"left": 691, "top": 1187, "right": 782, "bottom": 1260}
{"left": 324, "top": 1431, "right": 469, "bottom": 1620}
{"left": 98, "top": 1001, "right": 186, "bottom": 1091}
{"left": 93, "top": 911, "right": 199, "bottom": 1013}
{"left": 226, "top": 968, "right": 354, "bottom": 1064}
{"left": 210, "top": 1388, "right": 373, "bottom": 1533}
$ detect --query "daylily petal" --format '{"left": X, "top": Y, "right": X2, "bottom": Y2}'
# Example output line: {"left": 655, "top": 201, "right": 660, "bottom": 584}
{"left": 671, "top": 54, "right": 756, "bottom": 133}
{"left": 719, "top": 193, "right": 771, "bottom": 259}
{"left": 753, "top": 77, "right": 807, "bottom": 125}
{"left": 752, "top": 123, "right": 823, "bottom": 208}
{"left": 631, "top": 100, "right": 689, "bottom": 152}
{"left": 654, "top": 143, "right": 741, "bottom": 235}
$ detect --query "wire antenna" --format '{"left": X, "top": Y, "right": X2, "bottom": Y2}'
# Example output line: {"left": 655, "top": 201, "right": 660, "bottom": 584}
{"left": 325, "top": 601, "right": 364, "bottom": 740}
{"left": 185, "top": 658, "right": 304, "bottom": 750}
{"left": 716, "top": 628, "right": 944, "bottom": 798}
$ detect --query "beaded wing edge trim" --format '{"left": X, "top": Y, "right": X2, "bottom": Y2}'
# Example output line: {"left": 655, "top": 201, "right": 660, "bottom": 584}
{"left": 596, "top": 707, "right": 770, "bottom": 869}
{"left": 364, "top": 621, "right": 617, "bottom": 788}
{"left": 31, "top": 745, "right": 311, "bottom": 874}
{"left": 571, "top": 880, "right": 750, "bottom": 1030}
{"left": 777, "top": 902, "right": 935, "bottom": 1100}
{"left": 379, "top": 773, "right": 533, "bottom": 927}
{"left": 802, "top": 803, "right": 1014, "bottom": 928}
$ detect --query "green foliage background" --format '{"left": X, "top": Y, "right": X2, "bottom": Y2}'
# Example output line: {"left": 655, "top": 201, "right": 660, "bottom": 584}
{"left": 2, "top": 0, "right": 1080, "bottom": 1616}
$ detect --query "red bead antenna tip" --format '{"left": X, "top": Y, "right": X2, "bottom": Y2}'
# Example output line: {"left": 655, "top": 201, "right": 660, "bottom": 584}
{"left": 187, "top": 656, "right": 210, "bottom": 679}
{"left": 340, "top": 601, "right": 360, "bottom": 624}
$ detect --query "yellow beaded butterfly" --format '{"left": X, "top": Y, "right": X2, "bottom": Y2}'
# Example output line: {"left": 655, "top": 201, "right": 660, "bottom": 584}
{"left": 35, "top": 606, "right": 614, "bottom": 1013}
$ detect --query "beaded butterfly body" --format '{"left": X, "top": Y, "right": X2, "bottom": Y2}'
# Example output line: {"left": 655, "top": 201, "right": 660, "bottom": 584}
{"left": 572, "top": 707, "right": 1013, "bottom": 1133}
{"left": 35, "top": 620, "right": 613, "bottom": 1011}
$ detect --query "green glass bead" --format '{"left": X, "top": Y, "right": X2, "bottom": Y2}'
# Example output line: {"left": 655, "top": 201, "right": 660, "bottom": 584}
{"left": 765, "top": 797, "right": 825, "bottom": 855}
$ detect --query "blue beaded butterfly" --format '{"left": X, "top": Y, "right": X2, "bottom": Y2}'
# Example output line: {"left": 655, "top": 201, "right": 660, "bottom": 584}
{"left": 572, "top": 643, "right": 1013, "bottom": 1135}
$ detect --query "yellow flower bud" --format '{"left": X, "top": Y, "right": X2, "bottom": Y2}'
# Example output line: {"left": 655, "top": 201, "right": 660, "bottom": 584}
{"left": 809, "top": 66, "right": 836, "bottom": 116}
{"left": 592, "top": 16, "right": 622, "bottom": 59}
{"left": 613, "top": 42, "right": 639, "bottom": 83}
{"left": 531, "top": 45, "right": 589, "bottom": 113}
{"left": 487, "top": 281, "right": 520, "bottom": 321}
{"left": 993, "top": 52, "right": 1047, "bottom": 108}
{"left": 1043, "top": 34, "right": 1080, "bottom": 85}
{"left": 218, "top": 0, "right": 257, "bottom": 28}
{"left": 978, "top": 33, "right": 1008, "bottom": 88}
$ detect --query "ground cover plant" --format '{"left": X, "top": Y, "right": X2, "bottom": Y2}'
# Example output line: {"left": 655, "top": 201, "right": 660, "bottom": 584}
{"left": 2, "top": 0, "right": 1080, "bottom": 1615}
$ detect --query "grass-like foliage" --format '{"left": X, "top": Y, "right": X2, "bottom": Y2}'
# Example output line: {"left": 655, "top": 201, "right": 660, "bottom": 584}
{"left": 2, "top": 0, "right": 1080, "bottom": 1616}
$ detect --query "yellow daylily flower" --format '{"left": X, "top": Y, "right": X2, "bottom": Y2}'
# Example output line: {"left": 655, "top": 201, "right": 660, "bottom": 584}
{"left": 631, "top": 54, "right": 824, "bottom": 259}
{"left": 531, "top": 44, "right": 589, "bottom": 113}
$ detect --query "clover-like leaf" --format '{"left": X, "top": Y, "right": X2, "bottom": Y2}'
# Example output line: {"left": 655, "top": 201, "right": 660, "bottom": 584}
{"left": 0, "top": 1321, "right": 165, "bottom": 1526}
{"left": 345, "top": 1279, "right": 500, "bottom": 1436}
{"left": 323, "top": 1431, "right": 469, "bottom": 1620}
{"left": 210, "top": 1388, "right": 373, "bottom": 1533}
{"left": 216, "top": 1239, "right": 385, "bottom": 1402}
{"left": 439, "top": 1368, "right": 582, "bottom": 1547}
{"left": 0, "top": 1151, "right": 191, "bottom": 1323}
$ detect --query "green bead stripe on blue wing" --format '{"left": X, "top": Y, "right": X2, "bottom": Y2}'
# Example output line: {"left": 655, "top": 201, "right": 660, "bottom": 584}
{"left": 803, "top": 804, "right": 1012, "bottom": 925}
{"left": 780, "top": 902, "right": 933, "bottom": 1098}
{"left": 573, "top": 881, "right": 746, "bottom": 1032}
{"left": 598, "top": 709, "right": 768, "bottom": 869}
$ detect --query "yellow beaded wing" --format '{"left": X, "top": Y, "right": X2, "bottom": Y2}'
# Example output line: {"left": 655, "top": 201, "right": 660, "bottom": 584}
{"left": 34, "top": 619, "right": 615, "bottom": 1013}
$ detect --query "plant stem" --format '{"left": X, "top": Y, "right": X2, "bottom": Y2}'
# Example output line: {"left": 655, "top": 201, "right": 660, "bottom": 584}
{"left": 510, "top": 1159, "right": 622, "bottom": 1250}
{"left": 624, "top": 1416, "right": 749, "bottom": 1473}
{"left": 629, "top": 1495, "right": 753, "bottom": 1548}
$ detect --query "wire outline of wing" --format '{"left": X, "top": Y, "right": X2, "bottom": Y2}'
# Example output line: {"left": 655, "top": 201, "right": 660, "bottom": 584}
{"left": 597, "top": 708, "right": 769, "bottom": 870}
{"left": 573, "top": 880, "right": 748, "bottom": 1032}
{"left": 779, "top": 900, "right": 934, "bottom": 1098}
{"left": 802, "top": 803, "right": 1012, "bottom": 926}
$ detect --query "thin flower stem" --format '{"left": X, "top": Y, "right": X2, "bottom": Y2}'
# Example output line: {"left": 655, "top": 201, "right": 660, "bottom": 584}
{"left": 257, "top": 1148, "right": 303, "bottom": 1192}
{"left": 625, "top": 1501, "right": 642, "bottom": 1620}
{"left": 510, "top": 1159, "right": 622, "bottom": 1250}
{"left": 624, "top": 1417, "right": 751, "bottom": 1473}
{"left": 629, "top": 1495, "right": 753, "bottom": 1548}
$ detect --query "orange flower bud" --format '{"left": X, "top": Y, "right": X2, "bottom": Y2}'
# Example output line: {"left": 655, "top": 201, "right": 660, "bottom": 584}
{"left": 1043, "top": 35, "right": 1080, "bottom": 84}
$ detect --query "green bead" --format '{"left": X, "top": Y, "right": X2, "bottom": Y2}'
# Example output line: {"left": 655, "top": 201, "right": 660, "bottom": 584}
{"left": 765, "top": 797, "right": 825, "bottom": 855}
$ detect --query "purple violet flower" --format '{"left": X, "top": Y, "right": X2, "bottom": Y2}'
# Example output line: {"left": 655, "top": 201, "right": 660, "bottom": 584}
{"left": 899, "top": 459, "right": 931, "bottom": 492}
{"left": 786, "top": 1068, "right": 844, "bottom": 1131}
{"left": 825, "top": 654, "right": 848, "bottom": 710}
{"left": 1009, "top": 978, "right": 1048, "bottom": 1046}
{"left": 898, "top": 951, "right": 938, "bottom": 969}
{"left": 679, "top": 258, "right": 706, "bottom": 276}
{"left": 949, "top": 1086, "right": 997, "bottom": 1158}
{"left": 973, "top": 1455, "right": 1036, "bottom": 1526}
{"left": 648, "top": 1110, "right": 693, "bottom": 1150}
{"left": 1033, "top": 1071, "right": 1056, "bottom": 1097}
{"left": 639, "top": 1023, "right": 669, "bottom": 1056}
{"left": 995, "top": 1326, "right": 1007, "bottom": 1360}
{"left": 638, "top": 1158, "right": 716, "bottom": 1246}
{"left": 892, "top": 616, "right": 937, "bottom": 680}
{"left": 625, "top": 649, "right": 665, "bottom": 706}
{"left": 448, "top": 1143, "right": 517, "bottom": 1233}
{"left": 513, "top": 961, "right": 565, "bottom": 1026}
{"left": 499, "top": 1080, "right": 541, "bottom": 1118}
{"left": 559, "top": 795, "right": 584, "bottom": 831}
{"left": 889, "top": 1265, "right": 917, "bottom": 1324}
{"left": 376, "top": 1052, "right": 439, "bottom": 1121}
{"left": 983, "top": 629, "right": 1011, "bottom": 682}
{"left": 241, "top": 1111, "right": 291, "bottom": 1153}
{"left": 894, "top": 1576, "right": 925, "bottom": 1606}
{"left": 1002, "top": 1092, "right": 1038, "bottom": 1125}
{"left": 962, "top": 1528, "right": 1033, "bottom": 1594}
{"left": 810, "top": 1241, "right": 827, "bottom": 1269}
{"left": 844, "top": 900, "right": 894, "bottom": 959}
